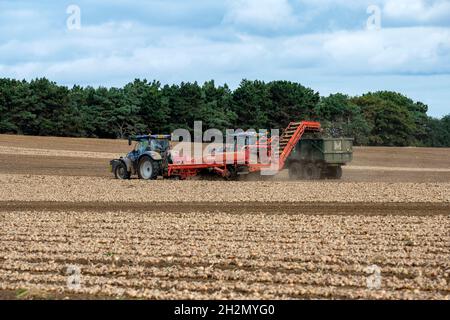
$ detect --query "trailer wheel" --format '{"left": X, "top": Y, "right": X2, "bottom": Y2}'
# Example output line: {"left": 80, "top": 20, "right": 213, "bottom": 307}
{"left": 114, "top": 162, "right": 130, "bottom": 180}
{"left": 303, "top": 163, "right": 321, "bottom": 180}
{"left": 138, "top": 156, "right": 159, "bottom": 180}
{"left": 328, "top": 166, "right": 343, "bottom": 180}
{"left": 288, "top": 162, "right": 303, "bottom": 180}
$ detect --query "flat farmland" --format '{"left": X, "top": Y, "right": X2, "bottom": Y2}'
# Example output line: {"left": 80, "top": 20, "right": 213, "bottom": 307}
{"left": 1, "top": 134, "right": 450, "bottom": 182}
{"left": 0, "top": 134, "right": 448, "bottom": 300}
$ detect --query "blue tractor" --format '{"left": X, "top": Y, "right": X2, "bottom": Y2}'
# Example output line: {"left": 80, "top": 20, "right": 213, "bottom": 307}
{"left": 110, "top": 135, "right": 171, "bottom": 180}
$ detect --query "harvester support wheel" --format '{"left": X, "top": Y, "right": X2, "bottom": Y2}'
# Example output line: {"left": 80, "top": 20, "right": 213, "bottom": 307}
{"left": 138, "top": 156, "right": 159, "bottom": 180}
{"left": 328, "top": 166, "right": 343, "bottom": 180}
{"left": 303, "top": 162, "right": 321, "bottom": 180}
{"left": 114, "top": 162, "right": 130, "bottom": 180}
{"left": 288, "top": 162, "right": 303, "bottom": 180}
{"left": 224, "top": 166, "right": 239, "bottom": 181}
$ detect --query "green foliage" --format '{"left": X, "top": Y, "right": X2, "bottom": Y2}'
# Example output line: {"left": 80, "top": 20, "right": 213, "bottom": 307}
{"left": 267, "top": 81, "right": 319, "bottom": 130}
{"left": 315, "top": 94, "right": 372, "bottom": 145}
{"left": 124, "top": 79, "right": 168, "bottom": 134}
{"left": 15, "top": 288, "right": 29, "bottom": 299}
{"left": 198, "top": 81, "right": 236, "bottom": 131}
{"left": 351, "top": 92, "right": 427, "bottom": 146}
{"left": 0, "top": 77, "right": 448, "bottom": 147}
{"left": 423, "top": 115, "right": 450, "bottom": 147}
{"left": 362, "top": 91, "right": 429, "bottom": 145}
{"left": 231, "top": 80, "right": 270, "bottom": 129}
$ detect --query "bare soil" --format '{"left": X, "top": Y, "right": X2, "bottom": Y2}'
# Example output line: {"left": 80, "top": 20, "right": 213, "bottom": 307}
{"left": 1, "top": 206, "right": 448, "bottom": 300}
{"left": 1, "top": 201, "right": 448, "bottom": 215}
{"left": 0, "top": 134, "right": 129, "bottom": 153}
{"left": 1, "top": 134, "right": 450, "bottom": 182}
{"left": 0, "top": 134, "right": 449, "bottom": 300}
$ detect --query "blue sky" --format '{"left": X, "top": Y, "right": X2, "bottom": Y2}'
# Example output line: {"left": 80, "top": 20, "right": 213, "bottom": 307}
{"left": 0, "top": 0, "right": 449, "bottom": 117}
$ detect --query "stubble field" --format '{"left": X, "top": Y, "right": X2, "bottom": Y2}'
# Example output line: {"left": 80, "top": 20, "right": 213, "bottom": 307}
{"left": 0, "top": 134, "right": 448, "bottom": 300}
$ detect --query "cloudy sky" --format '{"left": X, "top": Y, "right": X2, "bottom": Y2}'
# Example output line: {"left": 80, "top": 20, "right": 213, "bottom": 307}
{"left": 0, "top": 0, "right": 449, "bottom": 117}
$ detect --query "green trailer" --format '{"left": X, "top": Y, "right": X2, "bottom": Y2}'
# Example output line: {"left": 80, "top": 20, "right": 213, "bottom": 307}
{"left": 285, "top": 137, "right": 353, "bottom": 180}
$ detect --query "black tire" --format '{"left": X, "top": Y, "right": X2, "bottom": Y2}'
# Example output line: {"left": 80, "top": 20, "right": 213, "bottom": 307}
{"left": 137, "top": 156, "right": 159, "bottom": 180}
{"left": 288, "top": 162, "right": 303, "bottom": 180}
{"left": 303, "top": 162, "right": 321, "bottom": 180}
{"left": 224, "top": 166, "right": 239, "bottom": 181}
{"left": 114, "top": 162, "right": 130, "bottom": 180}
{"left": 328, "top": 166, "right": 343, "bottom": 180}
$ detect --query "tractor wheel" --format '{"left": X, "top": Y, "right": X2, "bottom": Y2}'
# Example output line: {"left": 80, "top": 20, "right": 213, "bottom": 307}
{"left": 303, "top": 163, "right": 321, "bottom": 180}
{"left": 114, "top": 162, "right": 130, "bottom": 180}
{"left": 288, "top": 162, "right": 303, "bottom": 180}
{"left": 328, "top": 166, "right": 343, "bottom": 180}
{"left": 138, "top": 157, "right": 159, "bottom": 180}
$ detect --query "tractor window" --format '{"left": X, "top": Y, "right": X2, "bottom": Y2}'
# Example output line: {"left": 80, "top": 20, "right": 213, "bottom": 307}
{"left": 135, "top": 141, "right": 149, "bottom": 153}
{"left": 151, "top": 139, "right": 169, "bottom": 152}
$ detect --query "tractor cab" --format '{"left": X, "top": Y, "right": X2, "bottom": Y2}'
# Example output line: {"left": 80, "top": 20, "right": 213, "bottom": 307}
{"left": 110, "top": 134, "right": 172, "bottom": 180}
{"left": 129, "top": 135, "right": 170, "bottom": 158}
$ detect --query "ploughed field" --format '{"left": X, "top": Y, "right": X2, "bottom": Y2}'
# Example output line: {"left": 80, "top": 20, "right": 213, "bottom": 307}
{"left": 0, "top": 134, "right": 449, "bottom": 300}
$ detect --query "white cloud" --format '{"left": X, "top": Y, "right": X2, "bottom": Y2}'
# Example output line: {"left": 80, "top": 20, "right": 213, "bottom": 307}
{"left": 384, "top": 0, "right": 450, "bottom": 23}
{"left": 223, "top": 0, "right": 297, "bottom": 30}
{"left": 0, "top": 1, "right": 450, "bottom": 116}
{"left": 297, "top": 0, "right": 377, "bottom": 8}
{"left": 2, "top": 20, "right": 449, "bottom": 85}
{"left": 322, "top": 27, "right": 450, "bottom": 74}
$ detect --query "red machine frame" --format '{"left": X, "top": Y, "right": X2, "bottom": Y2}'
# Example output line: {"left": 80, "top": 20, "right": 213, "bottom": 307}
{"left": 167, "top": 121, "right": 321, "bottom": 179}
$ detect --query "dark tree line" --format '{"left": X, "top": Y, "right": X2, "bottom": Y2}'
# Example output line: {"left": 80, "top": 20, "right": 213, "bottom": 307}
{"left": 0, "top": 77, "right": 449, "bottom": 147}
